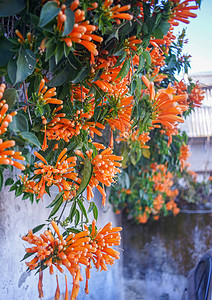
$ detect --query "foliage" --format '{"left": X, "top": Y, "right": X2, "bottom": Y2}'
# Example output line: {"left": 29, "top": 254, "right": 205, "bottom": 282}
{"left": 0, "top": 0, "right": 204, "bottom": 298}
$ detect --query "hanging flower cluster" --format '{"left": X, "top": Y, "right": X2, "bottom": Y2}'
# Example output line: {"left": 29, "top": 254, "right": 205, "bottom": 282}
{"left": 23, "top": 220, "right": 122, "bottom": 299}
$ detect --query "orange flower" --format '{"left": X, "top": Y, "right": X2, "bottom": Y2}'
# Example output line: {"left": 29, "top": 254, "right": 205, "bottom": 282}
{"left": 22, "top": 149, "right": 77, "bottom": 200}
{"left": 102, "top": 1, "right": 133, "bottom": 22}
{"left": 179, "top": 144, "right": 190, "bottom": 171}
{"left": 189, "top": 82, "right": 205, "bottom": 108}
{"left": 75, "top": 144, "right": 123, "bottom": 205}
{"left": 23, "top": 220, "right": 122, "bottom": 299}
{"left": 106, "top": 94, "right": 134, "bottom": 134}
{"left": 124, "top": 36, "right": 142, "bottom": 54}
{"left": 41, "top": 104, "right": 104, "bottom": 149}
{"left": 142, "top": 75, "right": 188, "bottom": 130}
{"left": 37, "top": 79, "right": 63, "bottom": 105}
{"left": 170, "top": 0, "right": 199, "bottom": 26}
{"left": 61, "top": 2, "right": 102, "bottom": 56}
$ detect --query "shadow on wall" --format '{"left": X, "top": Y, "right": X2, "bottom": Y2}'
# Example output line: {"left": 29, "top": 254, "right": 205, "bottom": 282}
{"left": 122, "top": 212, "right": 212, "bottom": 300}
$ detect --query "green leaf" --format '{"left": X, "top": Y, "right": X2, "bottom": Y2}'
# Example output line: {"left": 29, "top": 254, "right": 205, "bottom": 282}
{"left": 137, "top": 55, "right": 145, "bottom": 74}
{"left": 0, "top": 37, "right": 13, "bottom": 67}
{"left": 32, "top": 224, "right": 45, "bottom": 234}
{"left": 48, "top": 196, "right": 63, "bottom": 218}
{"left": 62, "top": 8, "right": 75, "bottom": 36}
{"left": 0, "top": 170, "right": 3, "bottom": 191}
{"left": 142, "top": 51, "right": 151, "bottom": 67}
{"left": 15, "top": 48, "right": 36, "bottom": 84}
{"left": 55, "top": 43, "right": 64, "bottom": 65}
{"left": 15, "top": 185, "right": 23, "bottom": 197}
{"left": 74, "top": 209, "right": 80, "bottom": 227}
{"left": 20, "top": 251, "right": 34, "bottom": 262}
{"left": 116, "top": 59, "right": 130, "bottom": 80}
{"left": 77, "top": 199, "right": 88, "bottom": 221}
{"left": 0, "top": 0, "right": 26, "bottom": 17}
{"left": 67, "top": 227, "right": 81, "bottom": 234}
{"left": 153, "top": 21, "right": 170, "bottom": 39}
{"left": 93, "top": 202, "right": 98, "bottom": 220}
{"left": 69, "top": 201, "right": 76, "bottom": 223}
{"left": 39, "top": 1, "right": 60, "bottom": 27}
{"left": 7, "top": 60, "right": 17, "bottom": 85}
{"left": 74, "top": 157, "right": 93, "bottom": 198}
{"left": 48, "top": 64, "right": 77, "bottom": 87}
{"left": 19, "top": 132, "right": 41, "bottom": 148}
{"left": 72, "top": 65, "right": 89, "bottom": 84}
{"left": 3, "top": 88, "right": 18, "bottom": 108}
{"left": 47, "top": 191, "right": 64, "bottom": 208}
{"left": 143, "top": 148, "right": 151, "bottom": 158}
{"left": 5, "top": 178, "right": 14, "bottom": 186}
{"left": 45, "top": 41, "right": 56, "bottom": 61}
{"left": 9, "top": 113, "right": 29, "bottom": 132}
{"left": 88, "top": 201, "right": 94, "bottom": 213}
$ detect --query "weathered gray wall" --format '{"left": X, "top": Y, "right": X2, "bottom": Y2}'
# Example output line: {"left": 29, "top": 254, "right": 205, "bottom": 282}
{"left": 0, "top": 177, "right": 123, "bottom": 300}
{"left": 122, "top": 212, "right": 212, "bottom": 300}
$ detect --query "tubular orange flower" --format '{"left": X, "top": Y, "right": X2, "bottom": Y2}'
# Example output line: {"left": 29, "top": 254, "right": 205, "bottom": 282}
{"left": 179, "top": 144, "right": 190, "bottom": 171}
{"left": 189, "top": 82, "right": 205, "bottom": 108}
{"left": 75, "top": 144, "right": 123, "bottom": 205}
{"left": 37, "top": 79, "right": 63, "bottom": 105}
{"left": 142, "top": 75, "right": 188, "bottom": 130}
{"left": 23, "top": 220, "right": 122, "bottom": 299}
{"left": 106, "top": 94, "right": 134, "bottom": 134}
{"left": 169, "top": 0, "right": 199, "bottom": 26}
{"left": 23, "top": 150, "right": 77, "bottom": 200}
{"left": 102, "top": 1, "right": 133, "bottom": 22}
{"left": 61, "top": 4, "right": 102, "bottom": 56}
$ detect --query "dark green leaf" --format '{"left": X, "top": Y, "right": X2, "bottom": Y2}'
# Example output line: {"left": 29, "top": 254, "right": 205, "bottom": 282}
{"left": 74, "top": 157, "right": 93, "bottom": 198}
{"left": 67, "top": 227, "right": 81, "bottom": 234}
{"left": 9, "top": 113, "right": 29, "bottom": 133}
{"left": 88, "top": 201, "right": 94, "bottom": 213}
{"left": 62, "top": 8, "right": 75, "bottom": 36}
{"left": 0, "top": 37, "right": 13, "bottom": 67}
{"left": 21, "top": 251, "right": 34, "bottom": 262}
{"left": 77, "top": 199, "right": 88, "bottom": 220}
{"left": 39, "top": 1, "right": 60, "bottom": 27}
{"left": 15, "top": 185, "right": 23, "bottom": 197}
{"left": 5, "top": 178, "right": 14, "bottom": 186}
{"left": 72, "top": 65, "right": 89, "bottom": 84}
{"left": 47, "top": 191, "right": 64, "bottom": 208}
{"left": 153, "top": 21, "right": 170, "bottom": 39}
{"left": 74, "top": 209, "right": 80, "bottom": 227}
{"left": 7, "top": 60, "right": 17, "bottom": 85}
{"left": 48, "top": 196, "right": 63, "bottom": 218}
{"left": 116, "top": 59, "right": 130, "bottom": 80}
{"left": 32, "top": 224, "right": 45, "bottom": 234}
{"left": 0, "top": 170, "right": 3, "bottom": 191}
{"left": 19, "top": 132, "right": 41, "bottom": 148}
{"left": 45, "top": 41, "right": 56, "bottom": 61}
{"left": 55, "top": 43, "right": 64, "bottom": 65}
{"left": 137, "top": 55, "right": 145, "bottom": 73}
{"left": 0, "top": 0, "right": 26, "bottom": 17}
{"left": 69, "top": 201, "right": 76, "bottom": 223}
{"left": 3, "top": 88, "right": 18, "bottom": 108}
{"left": 142, "top": 51, "right": 151, "bottom": 67}
{"left": 93, "top": 202, "right": 98, "bottom": 220}
{"left": 15, "top": 48, "right": 36, "bottom": 84}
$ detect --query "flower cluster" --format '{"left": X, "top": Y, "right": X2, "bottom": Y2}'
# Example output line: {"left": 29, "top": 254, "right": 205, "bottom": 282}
{"left": 23, "top": 220, "right": 122, "bottom": 299}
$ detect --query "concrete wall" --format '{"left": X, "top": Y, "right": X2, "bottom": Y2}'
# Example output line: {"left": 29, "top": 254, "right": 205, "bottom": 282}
{"left": 122, "top": 212, "right": 212, "bottom": 300}
{"left": 0, "top": 174, "right": 123, "bottom": 300}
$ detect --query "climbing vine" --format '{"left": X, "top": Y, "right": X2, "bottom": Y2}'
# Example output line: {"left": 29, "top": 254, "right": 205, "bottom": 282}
{"left": 0, "top": 0, "right": 204, "bottom": 298}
